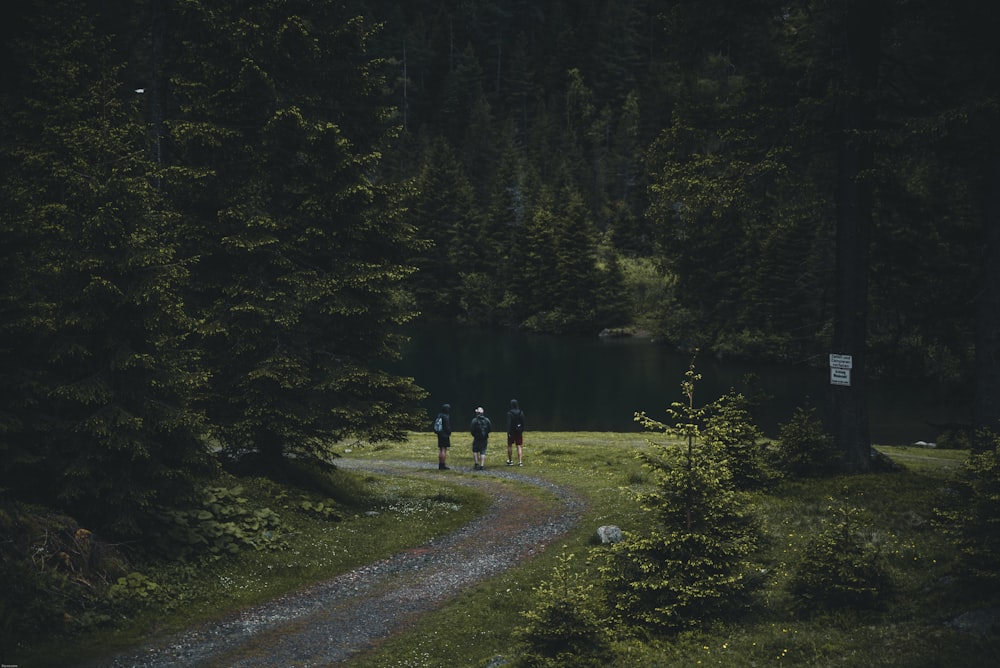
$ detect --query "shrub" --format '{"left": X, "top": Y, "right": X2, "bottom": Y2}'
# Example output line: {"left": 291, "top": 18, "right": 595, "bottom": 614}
{"left": 935, "top": 433, "right": 1000, "bottom": 593}
{"left": 772, "top": 406, "right": 840, "bottom": 478}
{"left": 0, "top": 504, "right": 128, "bottom": 648}
{"left": 787, "top": 503, "right": 895, "bottom": 613}
{"left": 151, "top": 484, "right": 286, "bottom": 559}
{"left": 514, "top": 551, "right": 612, "bottom": 667}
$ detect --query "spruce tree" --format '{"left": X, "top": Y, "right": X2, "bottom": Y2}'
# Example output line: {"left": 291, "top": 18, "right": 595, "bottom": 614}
{"left": 600, "top": 360, "right": 761, "bottom": 631}
{"left": 162, "top": 0, "right": 426, "bottom": 469}
{"left": 0, "top": 1, "right": 214, "bottom": 537}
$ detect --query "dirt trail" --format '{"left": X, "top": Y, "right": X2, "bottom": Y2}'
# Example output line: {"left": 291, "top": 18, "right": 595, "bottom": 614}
{"left": 97, "top": 460, "right": 584, "bottom": 667}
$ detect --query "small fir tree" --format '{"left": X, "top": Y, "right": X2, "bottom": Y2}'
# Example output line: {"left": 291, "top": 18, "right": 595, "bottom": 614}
{"left": 704, "top": 389, "right": 775, "bottom": 490}
{"left": 773, "top": 406, "right": 841, "bottom": 478}
{"left": 599, "top": 359, "right": 761, "bottom": 631}
{"left": 788, "top": 500, "right": 895, "bottom": 613}
{"left": 514, "top": 550, "right": 612, "bottom": 668}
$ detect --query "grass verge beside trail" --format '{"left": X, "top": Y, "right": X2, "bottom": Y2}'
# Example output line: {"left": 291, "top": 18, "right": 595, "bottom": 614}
{"left": 14, "top": 433, "right": 1000, "bottom": 667}
{"left": 341, "top": 434, "right": 1000, "bottom": 667}
{"left": 16, "top": 462, "right": 491, "bottom": 667}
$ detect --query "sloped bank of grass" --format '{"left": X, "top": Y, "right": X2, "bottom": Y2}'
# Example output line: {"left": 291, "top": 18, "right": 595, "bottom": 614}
{"left": 341, "top": 434, "right": 1000, "bottom": 667}
{"left": 14, "top": 463, "right": 491, "bottom": 668}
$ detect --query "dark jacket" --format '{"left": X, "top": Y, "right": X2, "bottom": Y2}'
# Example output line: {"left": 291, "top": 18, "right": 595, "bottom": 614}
{"left": 436, "top": 404, "right": 452, "bottom": 436}
{"left": 506, "top": 399, "right": 525, "bottom": 434}
{"left": 471, "top": 414, "right": 492, "bottom": 443}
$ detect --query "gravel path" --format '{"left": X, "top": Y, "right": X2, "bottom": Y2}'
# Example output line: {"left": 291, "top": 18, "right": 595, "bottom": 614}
{"left": 99, "top": 460, "right": 585, "bottom": 667}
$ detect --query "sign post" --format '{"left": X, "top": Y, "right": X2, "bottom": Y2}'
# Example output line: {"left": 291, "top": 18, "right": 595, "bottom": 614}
{"left": 829, "top": 353, "right": 853, "bottom": 387}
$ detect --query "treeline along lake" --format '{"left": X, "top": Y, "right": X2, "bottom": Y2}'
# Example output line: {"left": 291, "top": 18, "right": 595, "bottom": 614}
{"left": 387, "top": 323, "right": 969, "bottom": 445}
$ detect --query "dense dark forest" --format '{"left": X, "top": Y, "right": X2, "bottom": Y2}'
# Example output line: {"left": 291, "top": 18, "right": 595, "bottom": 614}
{"left": 3, "top": 0, "right": 1000, "bottom": 655}
{"left": 2, "top": 0, "right": 1000, "bottom": 634}
{"left": 368, "top": 0, "right": 995, "bottom": 380}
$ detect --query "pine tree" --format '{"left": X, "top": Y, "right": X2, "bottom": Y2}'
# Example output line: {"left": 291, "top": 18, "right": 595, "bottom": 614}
{"left": 407, "top": 136, "right": 480, "bottom": 316}
{"left": 600, "top": 360, "right": 761, "bottom": 631}
{"left": 163, "top": 0, "right": 426, "bottom": 469}
{"left": 0, "top": 1, "right": 214, "bottom": 537}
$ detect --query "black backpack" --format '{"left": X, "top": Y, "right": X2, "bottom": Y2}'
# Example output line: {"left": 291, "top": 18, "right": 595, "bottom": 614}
{"left": 472, "top": 416, "right": 489, "bottom": 439}
{"left": 510, "top": 409, "right": 524, "bottom": 434}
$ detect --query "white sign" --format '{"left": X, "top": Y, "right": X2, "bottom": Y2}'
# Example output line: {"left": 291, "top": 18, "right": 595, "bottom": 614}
{"left": 830, "top": 367, "right": 852, "bottom": 386}
{"left": 829, "top": 353, "right": 853, "bottom": 369}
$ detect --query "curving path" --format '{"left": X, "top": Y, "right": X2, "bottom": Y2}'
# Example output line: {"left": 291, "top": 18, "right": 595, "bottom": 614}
{"left": 98, "top": 460, "right": 584, "bottom": 667}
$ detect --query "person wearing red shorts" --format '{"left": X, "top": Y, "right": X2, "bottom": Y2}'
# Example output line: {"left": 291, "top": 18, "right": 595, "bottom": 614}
{"left": 506, "top": 398, "right": 525, "bottom": 466}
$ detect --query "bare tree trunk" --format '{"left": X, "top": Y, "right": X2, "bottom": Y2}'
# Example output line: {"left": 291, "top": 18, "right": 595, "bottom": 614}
{"left": 150, "top": 0, "right": 166, "bottom": 187}
{"left": 831, "top": 0, "right": 884, "bottom": 473}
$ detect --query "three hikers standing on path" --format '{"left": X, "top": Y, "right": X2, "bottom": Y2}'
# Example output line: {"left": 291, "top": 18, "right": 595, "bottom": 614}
{"left": 435, "top": 401, "right": 526, "bottom": 471}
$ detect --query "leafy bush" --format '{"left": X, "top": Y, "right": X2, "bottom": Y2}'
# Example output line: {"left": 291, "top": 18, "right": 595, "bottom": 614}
{"left": 787, "top": 503, "right": 895, "bottom": 613}
{"left": 514, "top": 551, "right": 611, "bottom": 667}
{"left": 772, "top": 406, "right": 840, "bottom": 478}
{"left": 152, "top": 484, "right": 286, "bottom": 558}
{"left": 935, "top": 433, "right": 1000, "bottom": 592}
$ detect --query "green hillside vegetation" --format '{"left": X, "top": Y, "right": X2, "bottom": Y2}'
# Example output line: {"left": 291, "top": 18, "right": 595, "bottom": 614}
{"left": 10, "top": 428, "right": 997, "bottom": 666}
{"left": 3, "top": 1, "right": 1000, "bottom": 663}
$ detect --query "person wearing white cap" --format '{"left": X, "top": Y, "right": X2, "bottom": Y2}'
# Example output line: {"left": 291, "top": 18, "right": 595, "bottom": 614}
{"left": 470, "top": 406, "right": 492, "bottom": 470}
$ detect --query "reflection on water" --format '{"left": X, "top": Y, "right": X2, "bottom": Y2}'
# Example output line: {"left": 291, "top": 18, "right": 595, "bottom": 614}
{"left": 386, "top": 323, "right": 969, "bottom": 444}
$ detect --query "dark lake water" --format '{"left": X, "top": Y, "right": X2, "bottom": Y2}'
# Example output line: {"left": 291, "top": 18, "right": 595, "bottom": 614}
{"left": 387, "top": 323, "right": 970, "bottom": 445}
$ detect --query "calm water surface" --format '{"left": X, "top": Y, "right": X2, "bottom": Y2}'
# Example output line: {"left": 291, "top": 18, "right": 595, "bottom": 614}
{"left": 388, "top": 323, "right": 969, "bottom": 445}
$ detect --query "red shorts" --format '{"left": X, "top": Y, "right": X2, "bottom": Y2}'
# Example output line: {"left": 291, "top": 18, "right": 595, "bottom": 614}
{"left": 507, "top": 433, "right": 523, "bottom": 446}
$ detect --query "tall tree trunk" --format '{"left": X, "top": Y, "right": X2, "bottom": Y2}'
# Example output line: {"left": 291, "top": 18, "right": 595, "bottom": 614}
{"left": 973, "top": 156, "right": 1000, "bottom": 448}
{"left": 831, "top": 0, "right": 883, "bottom": 473}
{"left": 150, "top": 0, "right": 165, "bottom": 180}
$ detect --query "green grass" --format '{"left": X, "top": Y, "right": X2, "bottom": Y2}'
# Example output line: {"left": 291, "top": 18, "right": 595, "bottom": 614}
{"left": 340, "top": 434, "right": 1000, "bottom": 667}
{"left": 13, "top": 464, "right": 491, "bottom": 667}
{"left": 13, "top": 433, "right": 1000, "bottom": 667}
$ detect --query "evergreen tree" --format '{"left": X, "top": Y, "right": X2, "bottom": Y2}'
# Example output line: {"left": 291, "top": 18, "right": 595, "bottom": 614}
{"left": 162, "top": 0, "right": 426, "bottom": 469}
{"left": 552, "top": 185, "right": 602, "bottom": 332}
{"left": 407, "top": 136, "right": 480, "bottom": 316}
{"left": 486, "top": 123, "right": 534, "bottom": 326}
{"left": 936, "top": 432, "right": 1000, "bottom": 593}
{"left": 600, "top": 360, "right": 761, "bottom": 631}
{"left": 0, "top": 1, "right": 214, "bottom": 537}
{"left": 520, "top": 188, "right": 561, "bottom": 327}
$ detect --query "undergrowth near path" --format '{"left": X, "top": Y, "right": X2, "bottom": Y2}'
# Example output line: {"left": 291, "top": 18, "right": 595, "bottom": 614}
{"left": 14, "top": 465, "right": 490, "bottom": 667}
{"left": 12, "top": 432, "right": 1000, "bottom": 667}
{"left": 343, "top": 433, "right": 1000, "bottom": 667}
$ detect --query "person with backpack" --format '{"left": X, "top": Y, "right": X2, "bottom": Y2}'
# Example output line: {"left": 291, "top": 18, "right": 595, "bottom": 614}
{"left": 470, "top": 406, "right": 492, "bottom": 470}
{"left": 433, "top": 403, "right": 452, "bottom": 470}
{"left": 506, "top": 399, "right": 526, "bottom": 466}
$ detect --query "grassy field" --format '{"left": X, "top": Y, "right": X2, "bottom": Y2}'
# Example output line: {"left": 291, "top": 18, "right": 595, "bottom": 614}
{"left": 341, "top": 434, "right": 998, "bottom": 667}
{"left": 14, "top": 432, "right": 1000, "bottom": 667}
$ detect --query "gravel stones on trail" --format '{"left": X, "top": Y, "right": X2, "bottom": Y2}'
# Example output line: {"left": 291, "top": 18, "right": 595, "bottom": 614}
{"left": 100, "top": 460, "right": 584, "bottom": 667}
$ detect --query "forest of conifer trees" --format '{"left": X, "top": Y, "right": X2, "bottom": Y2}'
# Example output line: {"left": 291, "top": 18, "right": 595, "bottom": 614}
{"left": 3, "top": 0, "right": 1000, "bottom": 656}
{"left": 2, "top": 0, "right": 999, "bottom": 554}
